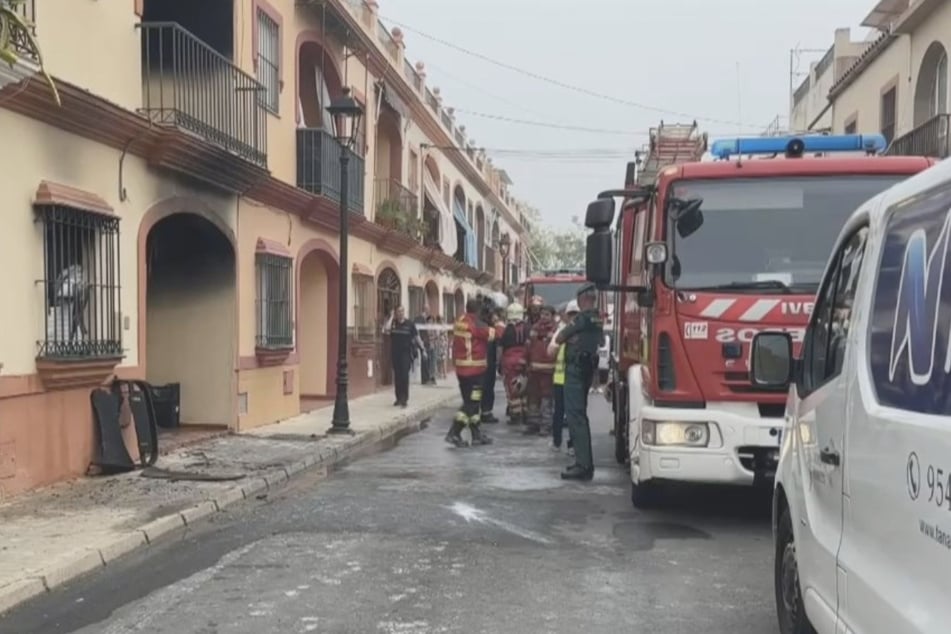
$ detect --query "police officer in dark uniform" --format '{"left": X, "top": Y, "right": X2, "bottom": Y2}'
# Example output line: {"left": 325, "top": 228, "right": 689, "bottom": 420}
{"left": 555, "top": 284, "right": 603, "bottom": 481}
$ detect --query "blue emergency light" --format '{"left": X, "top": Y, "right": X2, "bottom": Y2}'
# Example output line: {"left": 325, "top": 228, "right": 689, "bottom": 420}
{"left": 709, "top": 134, "right": 888, "bottom": 160}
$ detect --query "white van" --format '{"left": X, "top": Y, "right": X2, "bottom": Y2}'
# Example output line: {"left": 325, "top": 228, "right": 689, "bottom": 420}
{"left": 749, "top": 159, "right": 951, "bottom": 634}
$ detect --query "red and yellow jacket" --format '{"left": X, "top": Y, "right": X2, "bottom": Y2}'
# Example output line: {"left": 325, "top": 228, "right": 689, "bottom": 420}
{"left": 452, "top": 312, "right": 497, "bottom": 377}
{"left": 527, "top": 320, "right": 557, "bottom": 374}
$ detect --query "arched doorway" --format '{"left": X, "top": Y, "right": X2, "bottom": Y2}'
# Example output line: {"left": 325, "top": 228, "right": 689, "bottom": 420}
{"left": 454, "top": 288, "right": 465, "bottom": 316}
{"left": 145, "top": 213, "right": 235, "bottom": 427}
{"left": 298, "top": 242, "right": 340, "bottom": 411}
{"left": 298, "top": 39, "right": 343, "bottom": 130}
{"left": 377, "top": 267, "right": 402, "bottom": 386}
{"left": 914, "top": 41, "right": 949, "bottom": 126}
{"left": 375, "top": 102, "right": 403, "bottom": 186}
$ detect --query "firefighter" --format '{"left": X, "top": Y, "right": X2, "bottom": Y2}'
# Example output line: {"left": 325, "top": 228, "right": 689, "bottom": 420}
{"left": 556, "top": 284, "right": 603, "bottom": 480}
{"left": 525, "top": 304, "right": 557, "bottom": 436}
{"left": 526, "top": 294, "right": 543, "bottom": 325}
{"left": 447, "top": 298, "right": 497, "bottom": 447}
{"left": 499, "top": 302, "right": 529, "bottom": 425}
{"left": 480, "top": 306, "right": 504, "bottom": 424}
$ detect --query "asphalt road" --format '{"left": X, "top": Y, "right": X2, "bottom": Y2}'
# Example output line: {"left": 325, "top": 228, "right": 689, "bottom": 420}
{"left": 2, "top": 393, "right": 777, "bottom": 634}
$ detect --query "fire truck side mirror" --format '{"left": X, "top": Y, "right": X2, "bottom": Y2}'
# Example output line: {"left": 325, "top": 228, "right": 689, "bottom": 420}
{"left": 750, "top": 332, "right": 794, "bottom": 389}
{"left": 585, "top": 230, "right": 613, "bottom": 286}
{"left": 584, "top": 198, "right": 615, "bottom": 229}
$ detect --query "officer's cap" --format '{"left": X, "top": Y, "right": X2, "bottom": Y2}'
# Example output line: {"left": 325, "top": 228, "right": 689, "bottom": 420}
{"left": 577, "top": 283, "right": 597, "bottom": 297}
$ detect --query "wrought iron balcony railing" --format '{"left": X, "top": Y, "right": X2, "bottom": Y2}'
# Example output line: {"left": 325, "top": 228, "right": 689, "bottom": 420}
{"left": 296, "top": 128, "right": 366, "bottom": 214}
{"left": 4, "top": 0, "right": 37, "bottom": 63}
{"left": 374, "top": 178, "right": 418, "bottom": 216}
{"left": 886, "top": 114, "right": 951, "bottom": 159}
{"left": 138, "top": 22, "right": 268, "bottom": 167}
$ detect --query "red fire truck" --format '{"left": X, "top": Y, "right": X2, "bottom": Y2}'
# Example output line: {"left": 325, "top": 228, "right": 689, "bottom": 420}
{"left": 517, "top": 269, "right": 589, "bottom": 309}
{"left": 584, "top": 123, "right": 933, "bottom": 507}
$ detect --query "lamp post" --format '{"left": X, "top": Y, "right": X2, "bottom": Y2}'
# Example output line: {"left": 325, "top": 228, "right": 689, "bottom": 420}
{"left": 327, "top": 87, "right": 364, "bottom": 434}
{"left": 498, "top": 233, "right": 511, "bottom": 294}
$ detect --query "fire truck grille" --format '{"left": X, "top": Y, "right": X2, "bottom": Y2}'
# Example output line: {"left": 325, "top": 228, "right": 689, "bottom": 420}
{"left": 657, "top": 332, "right": 676, "bottom": 391}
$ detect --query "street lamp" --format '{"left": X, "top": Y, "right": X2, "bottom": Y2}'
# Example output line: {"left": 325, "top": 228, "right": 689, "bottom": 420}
{"left": 327, "top": 87, "right": 364, "bottom": 434}
{"left": 498, "top": 233, "right": 511, "bottom": 293}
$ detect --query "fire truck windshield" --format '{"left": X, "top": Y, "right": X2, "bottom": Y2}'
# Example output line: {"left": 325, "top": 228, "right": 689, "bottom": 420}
{"left": 666, "top": 175, "right": 905, "bottom": 291}
{"left": 530, "top": 282, "right": 586, "bottom": 307}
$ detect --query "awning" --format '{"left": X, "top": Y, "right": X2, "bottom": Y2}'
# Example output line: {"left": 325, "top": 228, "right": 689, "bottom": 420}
{"left": 423, "top": 171, "right": 457, "bottom": 255}
{"left": 452, "top": 197, "right": 479, "bottom": 268}
{"left": 377, "top": 81, "right": 409, "bottom": 120}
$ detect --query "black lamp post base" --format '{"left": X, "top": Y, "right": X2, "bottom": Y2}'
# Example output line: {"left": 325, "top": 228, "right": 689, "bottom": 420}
{"left": 327, "top": 425, "right": 356, "bottom": 436}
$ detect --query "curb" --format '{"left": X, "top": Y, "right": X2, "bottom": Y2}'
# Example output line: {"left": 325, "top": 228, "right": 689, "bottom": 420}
{"left": 0, "top": 394, "right": 457, "bottom": 615}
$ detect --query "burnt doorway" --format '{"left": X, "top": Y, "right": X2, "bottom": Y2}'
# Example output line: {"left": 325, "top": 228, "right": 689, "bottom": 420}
{"left": 145, "top": 213, "right": 236, "bottom": 427}
{"left": 377, "top": 267, "right": 402, "bottom": 386}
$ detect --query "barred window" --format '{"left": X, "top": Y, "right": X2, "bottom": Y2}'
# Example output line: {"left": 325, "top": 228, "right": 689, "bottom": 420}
{"left": 255, "top": 253, "right": 293, "bottom": 348}
{"left": 442, "top": 292, "right": 456, "bottom": 322}
{"left": 352, "top": 274, "right": 374, "bottom": 340}
{"left": 256, "top": 9, "right": 280, "bottom": 113}
{"left": 408, "top": 286, "right": 426, "bottom": 317}
{"left": 37, "top": 206, "right": 122, "bottom": 359}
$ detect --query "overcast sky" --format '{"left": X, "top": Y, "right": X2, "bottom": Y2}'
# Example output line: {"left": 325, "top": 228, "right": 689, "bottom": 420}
{"left": 381, "top": 0, "right": 875, "bottom": 229}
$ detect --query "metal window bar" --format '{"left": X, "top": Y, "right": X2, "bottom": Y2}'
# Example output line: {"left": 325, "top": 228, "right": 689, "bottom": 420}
{"left": 36, "top": 206, "right": 122, "bottom": 359}
{"left": 5, "top": 0, "right": 37, "bottom": 62}
{"left": 256, "top": 10, "right": 280, "bottom": 113}
{"left": 138, "top": 22, "right": 268, "bottom": 167}
{"left": 352, "top": 276, "right": 375, "bottom": 340}
{"left": 296, "top": 128, "right": 366, "bottom": 214}
{"left": 886, "top": 114, "right": 951, "bottom": 159}
{"left": 255, "top": 254, "right": 293, "bottom": 348}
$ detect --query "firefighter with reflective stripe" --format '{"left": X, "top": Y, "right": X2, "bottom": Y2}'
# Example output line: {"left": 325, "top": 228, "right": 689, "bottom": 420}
{"left": 447, "top": 298, "right": 497, "bottom": 447}
{"left": 499, "top": 302, "right": 529, "bottom": 425}
{"left": 525, "top": 305, "right": 557, "bottom": 435}
{"left": 526, "top": 294, "right": 544, "bottom": 326}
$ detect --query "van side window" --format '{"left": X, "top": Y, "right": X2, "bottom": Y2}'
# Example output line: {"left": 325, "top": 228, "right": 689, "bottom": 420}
{"left": 801, "top": 227, "right": 869, "bottom": 393}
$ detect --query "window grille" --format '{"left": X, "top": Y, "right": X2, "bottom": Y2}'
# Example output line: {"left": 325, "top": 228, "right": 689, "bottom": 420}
{"left": 255, "top": 253, "right": 293, "bottom": 348}
{"left": 353, "top": 275, "right": 375, "bottom": 340}
{"left": 256, "top": 10, "right": 280, "bottom": 113}
{"left": 36, "top": 205, "right": 122, "bottom": 359}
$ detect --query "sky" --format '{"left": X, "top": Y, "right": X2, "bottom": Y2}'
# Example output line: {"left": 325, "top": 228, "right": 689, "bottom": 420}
{"left": 380, "top": 0, "right": 876, "bottom": 229}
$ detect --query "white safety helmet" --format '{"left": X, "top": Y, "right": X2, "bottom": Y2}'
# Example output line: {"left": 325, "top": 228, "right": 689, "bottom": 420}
{"left": 506, "top": 302, "right": 525, "bottom": 321}
{"left": 566, "top": 300, "right": 580, "bottom": 314}
{"left": 490, "top": 291, "right": 510, "bottom": 310}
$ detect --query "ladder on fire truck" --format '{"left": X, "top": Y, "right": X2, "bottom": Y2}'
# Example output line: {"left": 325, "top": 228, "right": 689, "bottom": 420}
{"left": 636, "top": 121, "right": 709, "bottom": 187}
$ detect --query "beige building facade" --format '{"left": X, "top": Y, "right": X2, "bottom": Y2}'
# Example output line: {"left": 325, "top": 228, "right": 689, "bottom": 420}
{"left": 789, "top": 0, "right": 950, "bottom": 160}
{"left": 0, "top": 0, "right": 532, "bottom": 497}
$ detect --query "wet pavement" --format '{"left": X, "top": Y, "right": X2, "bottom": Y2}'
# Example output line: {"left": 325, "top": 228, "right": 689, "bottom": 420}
{"left": 1, "top": 395, "right": 777, "bottom": 634}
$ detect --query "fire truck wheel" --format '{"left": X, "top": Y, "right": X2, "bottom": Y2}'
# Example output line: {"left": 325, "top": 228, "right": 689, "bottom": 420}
{"left": 630, "top": 478, "right": 661, "bottom": 509}
{"left": 775, "top": 507, "right": 816, "bottom": 634}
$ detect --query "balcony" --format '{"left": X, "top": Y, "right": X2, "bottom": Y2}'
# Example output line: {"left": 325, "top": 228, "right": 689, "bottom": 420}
{"left": 375, "top": 179, "right": 421, "bottom": 243}
{"left": 296, "top": 128, "right": 366, "bottom": 214}
{"left": 5, "top": 0, "right": 37, "bottom": 63}
{"left": 886, "top": 114, "right": 950, "bottom": 159}
{"left": 139, "top": 22, "right": 267, "bottom": 168}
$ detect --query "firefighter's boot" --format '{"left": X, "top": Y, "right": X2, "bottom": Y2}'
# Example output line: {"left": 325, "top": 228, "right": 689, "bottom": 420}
{"left": 471, "top": 422, "right": 494, "bottom": 445}
{"left": 444, "top": 417, "right": 466, "bottom": 447}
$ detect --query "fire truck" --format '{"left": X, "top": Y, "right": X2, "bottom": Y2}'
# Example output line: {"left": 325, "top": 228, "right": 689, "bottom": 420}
{"left": 517, "top": 269, "right": 589, "bottom": 309}
{"left": 583, "top": 123, "right": 933, "bottom": 507}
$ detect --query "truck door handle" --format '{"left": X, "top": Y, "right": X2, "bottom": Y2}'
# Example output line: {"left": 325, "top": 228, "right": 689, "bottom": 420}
{"left": 819, "top": 447, "right": 840, "bottom": 466}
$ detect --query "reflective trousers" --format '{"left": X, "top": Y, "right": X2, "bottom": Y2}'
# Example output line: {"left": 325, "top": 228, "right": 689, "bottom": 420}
{"left": 526, "top": 372, "right": 554, "bottom": 429}
{"left": 456, "top": 373, "right": 484, "bottom": 426}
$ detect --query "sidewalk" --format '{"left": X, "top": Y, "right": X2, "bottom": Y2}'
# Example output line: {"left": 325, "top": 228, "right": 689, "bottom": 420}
{"left": 0, "top": 384, "right": 459, "bottom": 614}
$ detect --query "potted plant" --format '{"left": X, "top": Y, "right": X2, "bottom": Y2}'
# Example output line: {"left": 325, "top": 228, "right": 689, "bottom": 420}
{"left": 0, "top": 0, "right": 60, "bottom": 105}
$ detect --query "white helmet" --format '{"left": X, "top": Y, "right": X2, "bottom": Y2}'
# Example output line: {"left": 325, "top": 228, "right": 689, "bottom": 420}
{"left": 506, "top": 302, "right": 525, "bottom": 321}
{"left": 490, "top": 291, "right": 509, "bottom": 309}
{"left": 566, "top": 300, "right": 580, "bottom": 314}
